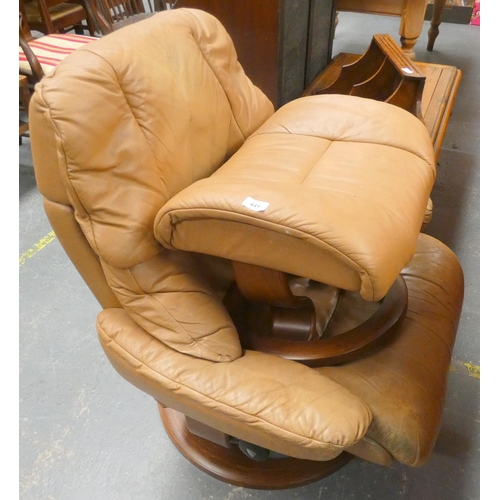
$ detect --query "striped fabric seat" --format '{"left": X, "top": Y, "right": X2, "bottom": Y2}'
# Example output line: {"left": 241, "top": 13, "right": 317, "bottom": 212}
{"left": 19, "top": 33, "right": 98, "bottom": 77}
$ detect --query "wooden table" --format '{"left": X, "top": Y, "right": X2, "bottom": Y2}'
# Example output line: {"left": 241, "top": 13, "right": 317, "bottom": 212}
{"left": 334, "top": 0, "right": 429, "bottom": 59}
{"left": 334, "top": 1, "right": 453, "bottom": 55}
{"left": 427, "top": 0, "right": 448, "bottom": 51}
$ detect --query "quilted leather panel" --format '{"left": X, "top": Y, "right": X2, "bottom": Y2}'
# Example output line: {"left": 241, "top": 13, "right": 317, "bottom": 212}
{"left": 30, "top": 9, "right": 273, "bottom": 361}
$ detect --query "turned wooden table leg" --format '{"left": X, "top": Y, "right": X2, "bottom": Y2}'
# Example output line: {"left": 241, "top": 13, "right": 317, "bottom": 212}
{"left": 427, "top": 0, "right": 447, "bottom": 51}
{"left": 399, "top": 0, "right": 428, "bottom": 59}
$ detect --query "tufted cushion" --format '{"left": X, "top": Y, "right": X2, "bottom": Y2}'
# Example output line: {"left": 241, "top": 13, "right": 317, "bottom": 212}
{"left": 19, "top": 33, "right": 97, "bottom": 76}
{"left": 155, "top": 94, "right": 436, "bottom": 301}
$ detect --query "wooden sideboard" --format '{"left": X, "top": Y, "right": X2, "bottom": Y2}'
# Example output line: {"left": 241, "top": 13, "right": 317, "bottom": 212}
{"left": 175, "top": 0, "right": 337, "bottom": 108}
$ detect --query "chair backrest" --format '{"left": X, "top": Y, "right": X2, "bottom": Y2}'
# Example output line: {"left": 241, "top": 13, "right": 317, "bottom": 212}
{"left": 29, "top": 9, "right": 274, "bottom": 340}
{"left": 19, "top": 2, "right": 35, "bottom": 42}
{"left": 154, "top": 0, "right": 173, "bottom": 9}
{"left": 89, "top": 0, "right": 157, "bottom": 33}
{"left": 21, "top": 0, "right": 89, "bottom": 34}
{"left": 19, "top": 6, "right": 45, "bottom": 83}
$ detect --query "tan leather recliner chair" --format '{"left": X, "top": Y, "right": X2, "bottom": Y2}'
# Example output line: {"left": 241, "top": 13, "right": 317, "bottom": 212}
{"left": 29, "top": 8, "right": 464, "bottom": 489}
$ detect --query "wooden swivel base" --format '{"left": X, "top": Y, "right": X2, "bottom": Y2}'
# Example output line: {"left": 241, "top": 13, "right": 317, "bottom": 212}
{"left": 158, "top": 404, "right": 353, "bottom": 489}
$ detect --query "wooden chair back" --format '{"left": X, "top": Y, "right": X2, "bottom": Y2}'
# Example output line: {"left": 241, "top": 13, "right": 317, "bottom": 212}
{"left": 20, "top": 0, "right": 90, "bottom": 35}
{"left": 154, "top": 0, "right": 173, "bottom": 9}
{"left": 19, "top": 6, "right": 45, "bottom": 83}
{"left": 89, "top": 0, "right": 158, "bottom": 34}
{"left": 19, "top": 2, "right": 36, "bottom": 43}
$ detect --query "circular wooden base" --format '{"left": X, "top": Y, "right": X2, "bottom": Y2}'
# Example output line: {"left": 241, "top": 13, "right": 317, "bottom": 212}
{"left": 158, "top": 405, "right": 353, "bottom": 490}
{"left": 240, "top": 275, "right": 408, "bottom": 367}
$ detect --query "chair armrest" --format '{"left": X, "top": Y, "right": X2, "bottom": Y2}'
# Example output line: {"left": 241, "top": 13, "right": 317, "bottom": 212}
{"left": 100, "top": 249, "right": 242, "bottom": 362}
{"left": 97, "top": 307, "right": 373, "bottom": 461}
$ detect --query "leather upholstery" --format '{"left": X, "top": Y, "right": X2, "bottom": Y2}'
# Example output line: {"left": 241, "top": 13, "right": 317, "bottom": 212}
{"left": 320, "top": 235, "right": 464, "bottom": 466}
{"left": 156, "top": 94, "right": 435, "bottom": 302}
{"left": 29, "top": 7, "right": 463, "bottom": 472}
{"left": 96, "top": 233, "right": 463, "bottom": 465}
{"left": 31, "top": 7, "right": 272, "bottom": 362}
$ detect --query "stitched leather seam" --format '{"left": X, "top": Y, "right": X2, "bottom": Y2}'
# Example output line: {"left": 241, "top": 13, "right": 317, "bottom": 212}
{"left": 81, "top": 46, "right": 172, "bottom": 199}
{"left": 160, "top": 207, "right": 375, "bottom": 299}
{"left": 36, "top": 83, "right": 104, "bottom": 260}
{"left": 251, "top": 131, "right": 434, "bottom": 168}
{"left": 299, "top": 140, "right": 333, "bottom": 186}
{"left": 185, "top": 10, "right": 246, "bottom": 140}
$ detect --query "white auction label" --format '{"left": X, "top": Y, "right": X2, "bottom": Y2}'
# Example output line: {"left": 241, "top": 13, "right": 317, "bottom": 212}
{"left": 242, "top": 196, "right": 270, "bottom": 212}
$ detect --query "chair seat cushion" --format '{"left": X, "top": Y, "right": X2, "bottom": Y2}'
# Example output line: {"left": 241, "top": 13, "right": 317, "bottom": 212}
{"left": 155, "top": 94, "right": 436, "bottom": 301}
{"left": 19, "top": 33, "right": 97, "bottom": 76}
